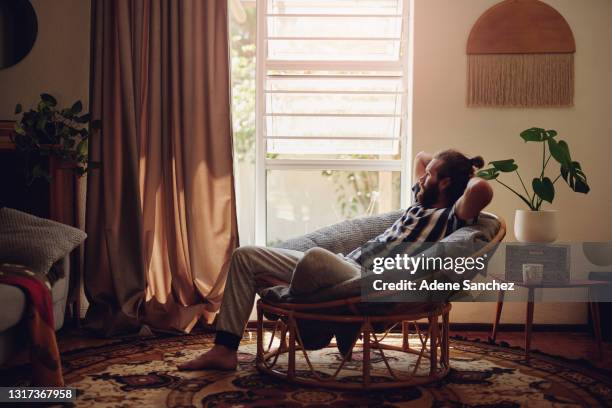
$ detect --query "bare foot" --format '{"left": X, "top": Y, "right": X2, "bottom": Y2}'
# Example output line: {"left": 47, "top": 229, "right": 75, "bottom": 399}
{"left": 177, "top": 345, "right": 238, "bottom": 371}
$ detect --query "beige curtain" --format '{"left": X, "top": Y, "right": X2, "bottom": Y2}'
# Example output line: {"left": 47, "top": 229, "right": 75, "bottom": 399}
{"left": 85, "top": 0, "right": 238, "bottom": 335}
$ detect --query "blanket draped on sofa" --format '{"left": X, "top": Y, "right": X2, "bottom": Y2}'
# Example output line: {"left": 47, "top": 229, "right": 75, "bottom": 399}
{"left": 0, "top": 264, "right": 63, "bottom": 386}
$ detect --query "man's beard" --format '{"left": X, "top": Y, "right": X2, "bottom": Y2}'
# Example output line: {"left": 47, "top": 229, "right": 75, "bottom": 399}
{"left": 417, "top": 182, "right": 439, "bottom": 208}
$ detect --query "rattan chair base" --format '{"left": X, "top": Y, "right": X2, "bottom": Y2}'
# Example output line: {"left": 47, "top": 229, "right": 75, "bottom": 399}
{"left": 256, "top": 300, "right": 451, "bottom": 390}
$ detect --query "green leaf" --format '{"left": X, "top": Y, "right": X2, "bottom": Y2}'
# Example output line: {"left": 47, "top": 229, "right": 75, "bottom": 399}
{"left": 31, "top": 164, "right": 52, "bottom": 182}
{"left": 545, "top": 130, "right": 558, "bottom": 139}
{"left": 71, "top": 100, "right": 83, "bottom": 114}
{"left": 490, "top": 159, "right": 518, "bottom": 172}
{"left": 77, "top": 139, "right": 88, "bottom": 157}
{"left": 560, "top": 161, "right": 590, "bottom": 194}
{"left": 40, "top": 93, "right": 57, "bottom": 106}
{"left": 558, "top": 141, "right": 570, "bottom": 158}
{"left": 532, "top": 177, "right": 555, "bottom": 203}
{"left": 476, "top": 168, "right": 499, "bottom": 180}
{"left": 548, "top": 138, "right": 572, "bottom": 166}
{"left": 36, "top": 116, "right": 46, "bottom": 131}
{"left": 14, "top": 123, "right": 26, "bottom": 135}
{"left": 76, "top": 113, "right": 91, "bottom": 123}
{"left": 62, "top": 108, "right": 76, "bottom": 119}
{"left": 520, "top": 128, "right": 557, "bottom": 142}
{"left": 573, "top": 178, "right": 590, "bottom": 193}
{"left": 520, "top": 128, "right": 546, "bottom": 142}
{"left": 14, "top": 104, "right": 22, "bottom": 114}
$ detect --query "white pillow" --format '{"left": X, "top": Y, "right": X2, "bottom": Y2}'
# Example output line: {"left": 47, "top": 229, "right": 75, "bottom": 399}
{"left": 0, "top": 208, "right": 87, "bottom": 276}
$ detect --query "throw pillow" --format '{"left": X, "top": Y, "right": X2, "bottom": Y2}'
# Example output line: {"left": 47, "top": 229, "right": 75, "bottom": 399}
{"left": 0, "top": 208, "right": 87, "bottom": 277}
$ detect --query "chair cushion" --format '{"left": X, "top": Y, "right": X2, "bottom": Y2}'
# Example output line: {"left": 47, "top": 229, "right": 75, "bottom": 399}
{"left": 275, "top": 210, "right": 404, "bottom": 255}
{"left": 0, "top": 208, "right": 86, "bottom": 277}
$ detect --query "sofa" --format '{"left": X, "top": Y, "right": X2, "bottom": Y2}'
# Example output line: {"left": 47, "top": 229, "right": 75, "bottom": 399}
{"left": 0, "top": 207, "right": 86, "bottom": 369}
{"left": 0, "top": 256, "right": 71, "bottom": 365}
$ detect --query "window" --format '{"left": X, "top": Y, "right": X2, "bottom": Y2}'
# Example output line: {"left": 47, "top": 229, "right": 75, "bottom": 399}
{"left": 230, "top": 0, "right": 412, "bottom": 245}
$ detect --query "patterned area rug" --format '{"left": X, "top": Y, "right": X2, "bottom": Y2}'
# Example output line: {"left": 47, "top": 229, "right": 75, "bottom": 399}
{"left": 4, "top": 332, "right": 612, "bottom": 407}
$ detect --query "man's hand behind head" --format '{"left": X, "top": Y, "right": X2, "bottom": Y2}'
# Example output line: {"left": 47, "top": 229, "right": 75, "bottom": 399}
{"left": 454, "top": 177, "right": 493, "bottom": 221}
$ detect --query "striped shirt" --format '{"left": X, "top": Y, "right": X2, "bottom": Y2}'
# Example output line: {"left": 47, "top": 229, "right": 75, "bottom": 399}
{"left": 346, "top": 183, "right": 477, "bottom": 264}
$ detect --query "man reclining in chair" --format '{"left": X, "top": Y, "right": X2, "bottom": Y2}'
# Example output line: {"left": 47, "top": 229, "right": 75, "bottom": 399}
{"left": 178, "top": 149, "right": 493, "bottom": 371}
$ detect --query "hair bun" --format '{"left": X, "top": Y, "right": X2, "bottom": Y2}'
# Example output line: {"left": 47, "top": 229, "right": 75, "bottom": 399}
{"left": 470, "top": 156, "right": 485, "bottom": 169}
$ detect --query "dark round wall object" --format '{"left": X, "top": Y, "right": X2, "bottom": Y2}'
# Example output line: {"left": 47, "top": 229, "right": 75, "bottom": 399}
{"left": 0, "top": 0, "right": 38, "bottom": 69}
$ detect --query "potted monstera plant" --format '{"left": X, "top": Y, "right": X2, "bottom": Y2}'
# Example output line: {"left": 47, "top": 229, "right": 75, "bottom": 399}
{"left": 12, "top": 93, "right": 101, "bottom": 183}
{"left": 477, "top": 128, "right": 589, "bottom": 242}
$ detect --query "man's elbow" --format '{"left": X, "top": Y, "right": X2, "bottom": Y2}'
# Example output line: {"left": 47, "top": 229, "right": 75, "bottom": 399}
{"left": 470, "top": 179, "right": 493, "bottom": 208}
{"left": 457, "top": 179, "right": 493, "bottom": 221}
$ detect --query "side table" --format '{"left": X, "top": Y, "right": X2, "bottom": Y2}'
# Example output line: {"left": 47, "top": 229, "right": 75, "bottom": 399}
{"left": 490, "top": 277, "right": 608, "bottom": 359}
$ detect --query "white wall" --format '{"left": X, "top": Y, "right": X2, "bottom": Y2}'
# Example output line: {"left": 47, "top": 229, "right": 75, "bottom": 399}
{"left": 412, "top": 0, "right": 612, "bottom": 323}
{"left": 0, "top": 0, "right": 91, "bottom": 118}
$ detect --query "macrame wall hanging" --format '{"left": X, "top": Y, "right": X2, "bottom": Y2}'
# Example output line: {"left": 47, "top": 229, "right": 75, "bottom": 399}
{"left": 467, "top": 0, "right": 575, "bottom": 107}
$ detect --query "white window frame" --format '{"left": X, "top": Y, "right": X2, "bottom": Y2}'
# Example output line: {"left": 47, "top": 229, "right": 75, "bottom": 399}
{"left": 254, "top": 0, "right": 414, "bottom": 245}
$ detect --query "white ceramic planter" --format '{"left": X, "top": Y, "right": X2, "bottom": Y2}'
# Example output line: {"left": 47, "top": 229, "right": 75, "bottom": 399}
{"left": 514, "top": 209, "right": 558, "bottom": 243}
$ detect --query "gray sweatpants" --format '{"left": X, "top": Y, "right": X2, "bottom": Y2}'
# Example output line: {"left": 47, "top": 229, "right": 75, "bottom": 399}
{"left": 216, "top": 245, "right": 361, "bottom": 338}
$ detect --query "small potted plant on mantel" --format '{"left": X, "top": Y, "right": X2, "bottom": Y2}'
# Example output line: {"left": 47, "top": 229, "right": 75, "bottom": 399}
{"left": 12, "top": 93, "right": 101, "bottom": 183}
{"left": 477, "top": 127, "right": 590, "bottom": 243}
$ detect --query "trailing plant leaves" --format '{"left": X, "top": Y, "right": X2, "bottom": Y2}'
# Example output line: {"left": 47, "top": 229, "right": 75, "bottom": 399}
{"left": 77, "top": 139, "right": 88, "bottom": 157}
{"left": 476, "top": 168, "right": 499, "bottom": 180}
{"left": 61, "top": 108, "right": 74, "bottom": 119}
{"left": 31, "top": 164, "right": 52, "bottom": 183}
{"left": 14, "top": 122, "right": 25, "bottom": 135}
{"left": 40, "top": 93, "right": 57, "bottom": 106}
{"left": 532, "top": 177, "right": 555, "bottom": 203}
{"left": 71, "top": 100, "right": 83, "bottom": 114}
{"left": 13, "top": 93, "right": 101, "bottom": 182}
{"left": 76, "top": 113, "right": 91, "bottom": 123}
{"left": 490, "top": 159, "right": 518, "bottom": 172}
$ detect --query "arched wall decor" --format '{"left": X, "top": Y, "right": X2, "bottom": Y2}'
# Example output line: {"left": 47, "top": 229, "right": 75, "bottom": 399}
{"left": 467, "top": 0, "right": 575, "bottom": 107}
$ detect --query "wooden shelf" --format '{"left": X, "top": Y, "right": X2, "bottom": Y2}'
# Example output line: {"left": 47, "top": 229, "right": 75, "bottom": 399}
{"left": 0, "top": 120, "right": 15, "bottom": 149}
